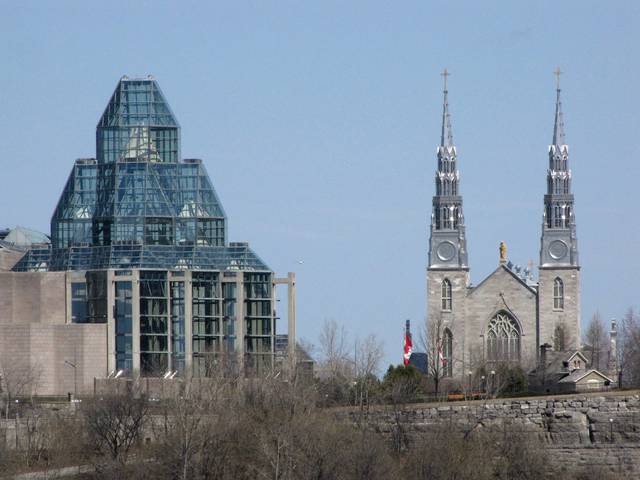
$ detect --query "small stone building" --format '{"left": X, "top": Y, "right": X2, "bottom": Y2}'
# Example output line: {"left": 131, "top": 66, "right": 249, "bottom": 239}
{"left": 529, "top": 348, "right": 614, "bottom": 394}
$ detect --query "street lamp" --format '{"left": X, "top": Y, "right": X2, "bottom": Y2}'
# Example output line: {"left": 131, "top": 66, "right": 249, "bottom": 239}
{"left": 609, "top": 418, "right": 614, "bottom": 443}
{"left": 64, "top": 360, "right": 77, "bottom": 398}
{"left": 481, "top": 375, "right": 486, "bottom": 397}
{"left": 490, "top": 370, "right": 495, "bottom": 397}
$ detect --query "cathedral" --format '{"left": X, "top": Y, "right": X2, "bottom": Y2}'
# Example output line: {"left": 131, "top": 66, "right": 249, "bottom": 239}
{"left": 426, "top": 71, "right": 580, "bottom": 379}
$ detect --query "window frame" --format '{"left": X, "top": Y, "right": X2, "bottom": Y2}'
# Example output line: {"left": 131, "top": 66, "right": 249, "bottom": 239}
{"left": 553, "top": 277, "right": 564, "bottom": 310}
{"left": 441, "top": 278, "right": 452, "bottom": 311}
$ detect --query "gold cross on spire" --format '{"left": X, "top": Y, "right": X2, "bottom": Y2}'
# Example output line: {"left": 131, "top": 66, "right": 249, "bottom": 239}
{"left": 441, "top": 68, "right": 450, "bottom": 91}
{"left": 553, "top": 67, "right": 563, "bottom": 90}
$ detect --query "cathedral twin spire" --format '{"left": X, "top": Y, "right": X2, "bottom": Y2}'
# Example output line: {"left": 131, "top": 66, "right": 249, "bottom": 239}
{"left": 428, "top": 69, "right": 579, "bottom": 271}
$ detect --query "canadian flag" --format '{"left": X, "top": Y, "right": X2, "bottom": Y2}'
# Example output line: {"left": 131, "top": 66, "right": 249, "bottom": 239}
{"left": 403, "top": 320, "right": 413, "bottom": 367}
{"left": 438, "top": 338, "right": 447, "bottom": 368}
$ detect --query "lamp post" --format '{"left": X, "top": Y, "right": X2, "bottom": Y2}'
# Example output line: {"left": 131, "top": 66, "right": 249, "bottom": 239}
{"left": 64, "top": 360, "right": 77, "bottom": 398}
{"left": 609, "top": 418, "right": 614, "bottom": 443}
{"left": 490, "top": 370, "right": 496, "bottom": 397}
{"left": 481, "top": 375, "right": 486, "bottom": 398}
{"left": 467, "top": 371, "right": 472, "bottom": 399}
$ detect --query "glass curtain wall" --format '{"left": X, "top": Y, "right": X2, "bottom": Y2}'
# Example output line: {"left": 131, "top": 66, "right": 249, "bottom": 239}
{"left": 115, "top": 281, "right": 133, "bottom": 372}
{"left": 71, "top": 282, "right": 88, "bottom": 323}
{"left": 222, "top": 282, "right": 236, "bottom": 352}
{"left": 192, "top": 272, "right": 221, "bottom": 375}
{"left": 51, "top": 160, "right": 97, "bottom": 249}
{"left": 87, "top": 272, "right": 108, "bottom": 323}
{"left": 244, "top": 272, "right": 274, "bottom": 374}
{"left": 140, "top": 271, "right": 169, "bottom": 375}
{"left": 170, "top": 280, "right": 185, "bottom": 373}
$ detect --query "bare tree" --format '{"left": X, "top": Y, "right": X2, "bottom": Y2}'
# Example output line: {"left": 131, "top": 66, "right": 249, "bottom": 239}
{"left": 424, "top": 313, "right": 447, "bottom": 397}
{"left": 82, "top": 388, "right": 149, "bottom": 469}
{"left": 0, "top": 357, "right": 42, "bottom": 419}
{"left": 317, "top": 319, "right": 352, "bottom": 379}
{"left": 316, "top": 319, "right": 354, "bottom": 405}
{"left": 151, "top": 357, "right": 244, "bottom": 480}
{"left": 618, "top": 308, "right": 640, "bottom": 388}
{"left": 353, "top": 334, "right": 384, "bottom": 410}
{"left": 584, "top": 312, "right": 608, "bottom": 371}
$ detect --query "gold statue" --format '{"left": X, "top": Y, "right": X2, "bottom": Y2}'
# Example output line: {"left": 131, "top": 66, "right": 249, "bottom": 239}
{"left": 499, "top": 241, "right": 507, "bottom": 264}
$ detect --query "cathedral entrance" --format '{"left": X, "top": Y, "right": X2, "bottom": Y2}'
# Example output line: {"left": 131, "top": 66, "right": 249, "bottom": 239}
{"left": 486, "top": 311, "right": 521, "bottom": 365}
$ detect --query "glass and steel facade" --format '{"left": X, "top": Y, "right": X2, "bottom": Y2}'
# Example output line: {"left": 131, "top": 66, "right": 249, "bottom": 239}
{"left": 12, "top": 76, "right": 277, "bottom": 377}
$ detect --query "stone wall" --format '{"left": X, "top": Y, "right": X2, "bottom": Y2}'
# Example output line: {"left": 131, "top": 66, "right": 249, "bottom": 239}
{"left": 0, "top": 271, "right": 67, "bottom": 325}
{"left": 339, "top": 391, "right": 640, "bottom": 476}
{"left": 465, "top": 265, "right": 538, "bottom": 369}
{"left": 0, "top": 247, "right": 25, "bottom": 272}
{"left": 538, "top": 267, "right": 581, "bottom": 351}
{"left": 0, "top": 271, "right": 108, "bottom": 396}
{"left": 426, "top": 269, "right": 469, "bottom": 377}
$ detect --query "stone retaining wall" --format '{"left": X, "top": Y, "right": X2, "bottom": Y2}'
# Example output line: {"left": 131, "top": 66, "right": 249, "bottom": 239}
{"left": 338, "top": 391, "right": 640, "bottom": 475}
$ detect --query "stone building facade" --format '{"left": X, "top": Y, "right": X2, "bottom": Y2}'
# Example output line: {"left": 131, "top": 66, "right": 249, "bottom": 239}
{"left": 427, "top": 73, "right": 580, "bottom": 378}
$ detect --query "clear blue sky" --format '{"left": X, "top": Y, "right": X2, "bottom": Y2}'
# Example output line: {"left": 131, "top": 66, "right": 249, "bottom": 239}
{"left": 1, "top": 1, "right": 638, "bottom": 370}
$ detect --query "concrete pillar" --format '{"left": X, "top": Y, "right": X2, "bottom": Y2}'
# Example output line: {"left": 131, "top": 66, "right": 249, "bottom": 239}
{"left": 274, "top": 272, "right": 297, "bottom": 369}
{"left": 106, "top": 270, "right": 116, "bottom": 375}
{"left": 131, "top": 270, "right": 141, "bottom": 378}
{"left": 287, "top": 272, "right": 296, "bottom": 364}
{"left": 65, "top": 272, "right": 72, "bottom": 324}
{"left": 236, "top": 274, "right": 245, "bottom": 371}
{"left": 184, "top": 271, "right": 193, "bottom": 373}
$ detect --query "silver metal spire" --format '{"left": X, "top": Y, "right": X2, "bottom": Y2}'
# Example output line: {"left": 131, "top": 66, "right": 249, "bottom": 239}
{"left": 552, "top": 67, "right": 566, "bottom": 146}
{"left": 440, "top": 68, "right": 453, "bottom": 147}
{"left": 428, "top": 68, "right": 468, "bottom": 270}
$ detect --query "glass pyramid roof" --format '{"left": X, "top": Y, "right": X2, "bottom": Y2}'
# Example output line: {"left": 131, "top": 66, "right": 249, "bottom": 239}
{"left": 98, "top": 76, "right": 178, "bottom": 128}
{"left": 15, "top": 76, "right": 270, "bottom": 273}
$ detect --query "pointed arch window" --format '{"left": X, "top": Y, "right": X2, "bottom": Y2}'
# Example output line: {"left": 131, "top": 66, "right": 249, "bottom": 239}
{"left": 553, "top": 277, "right": 564, "bottom": 310}
{"left": 441, "top": 207, "right": 451, "bottom": 229}
{"left": 442, "top": 328, "right": 453, "bottom": 377}
{"left": 486, "top": 312, "right": 520, "bottom": 365}
{"left": 441, "top": 279, "right": 452, "bottom": 311}
{"left": 554, "top": 205, "right": 563, "bottom": 228}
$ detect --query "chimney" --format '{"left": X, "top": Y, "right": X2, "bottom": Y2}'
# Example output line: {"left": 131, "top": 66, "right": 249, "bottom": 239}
{"left": 538, "top": 343, "right": 552, "bottom": 388}
{"left": 539, "top": 343, "right": 551, "bottom": 368}
{"left": 608, "top": 319, "right": 618, "bottom": 375}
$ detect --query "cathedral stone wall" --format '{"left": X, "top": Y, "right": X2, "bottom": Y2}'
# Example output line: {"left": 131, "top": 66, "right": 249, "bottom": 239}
{"left": 538, "top": 268, "right": 580, "bottom": 351}
{"left": 426, "top": 269, "right": 469, "bottom": 377}
{"left": 465, "top": 266, "right": 538, "bottom": 370}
